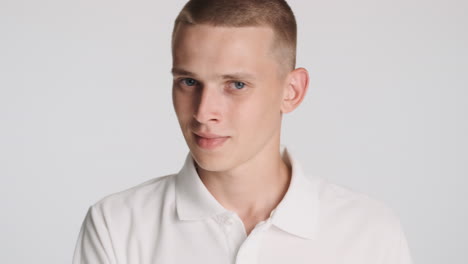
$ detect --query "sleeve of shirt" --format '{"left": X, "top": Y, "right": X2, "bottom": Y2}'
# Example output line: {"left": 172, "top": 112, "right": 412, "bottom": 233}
{"left": 72, "top": 205, "right": 114, "bottom": 264}
{"left": 384, "top": 218, "right": 414, "bottom": 264}
{"left": 397, "top": 226, "right": 413, "bottom": 264}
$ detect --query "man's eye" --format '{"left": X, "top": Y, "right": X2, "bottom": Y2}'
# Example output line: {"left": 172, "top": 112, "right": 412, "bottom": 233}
{"left": 231, "top": 81, "right": 245, "bottom": 90}
{"left": 181, "top": 78, "right": 197, "bottom": 86}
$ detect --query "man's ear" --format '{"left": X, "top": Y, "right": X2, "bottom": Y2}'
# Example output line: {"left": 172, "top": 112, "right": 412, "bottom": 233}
{"left": 280, "top": 67, "right": 310, "bottom": 114}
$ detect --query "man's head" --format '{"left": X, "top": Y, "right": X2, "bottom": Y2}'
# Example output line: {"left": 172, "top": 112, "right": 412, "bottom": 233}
{"left": 171, "top": 0, "right": 309, "bottom": 172}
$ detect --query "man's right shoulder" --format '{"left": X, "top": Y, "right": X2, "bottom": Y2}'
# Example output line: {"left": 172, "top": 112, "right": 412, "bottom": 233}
{"left": 90, "top": 173, "right": 177, "bottom": 216}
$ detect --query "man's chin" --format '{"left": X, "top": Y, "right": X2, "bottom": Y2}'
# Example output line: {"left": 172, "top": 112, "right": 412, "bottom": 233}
{"left": 190, "top": 150, "right": 231, "bottom": 172}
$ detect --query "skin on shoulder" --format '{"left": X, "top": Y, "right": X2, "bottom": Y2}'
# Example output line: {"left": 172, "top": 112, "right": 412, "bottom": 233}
{"left": 171, "top": 23, "right": 309, "bottom": 235}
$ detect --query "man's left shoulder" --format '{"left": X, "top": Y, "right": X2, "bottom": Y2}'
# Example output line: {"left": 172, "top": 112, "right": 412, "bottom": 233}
{"left": 312, "top": 178, "right": 413, "bottom": 263}
{"left": 316, "top": 177, "right": 404, "bottom": 234}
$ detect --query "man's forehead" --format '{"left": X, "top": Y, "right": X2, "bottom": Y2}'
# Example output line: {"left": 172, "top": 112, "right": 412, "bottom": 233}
{"left": 173, "top": 24, "right": 275, "bottom": 54}
{"left": 172, "top": 24, "right": 281, "bottom": 80}
{"left": 174, "top": 23, "right": 275, "bottom": 39}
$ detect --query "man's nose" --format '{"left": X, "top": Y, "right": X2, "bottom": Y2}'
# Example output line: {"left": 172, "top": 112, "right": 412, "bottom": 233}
{"left": 193, "top": 87, "right": 221, "bottom": 125}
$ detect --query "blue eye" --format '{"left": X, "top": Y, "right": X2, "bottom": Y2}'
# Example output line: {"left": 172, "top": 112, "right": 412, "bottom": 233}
{"left": 182, "top": 78, "right": 197, "bottom": 86}
{"left": 232, "top": 81, "right": 245, "bottom": 90}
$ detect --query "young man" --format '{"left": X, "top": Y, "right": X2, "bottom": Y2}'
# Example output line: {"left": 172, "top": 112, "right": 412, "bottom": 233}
{"left": 73, "top": 0, "right": 413, "bottom": 263}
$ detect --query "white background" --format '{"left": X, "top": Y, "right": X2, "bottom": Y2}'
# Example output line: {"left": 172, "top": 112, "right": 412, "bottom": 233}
{"left": 1, "top": 0, "right": 467, "bottom": 263}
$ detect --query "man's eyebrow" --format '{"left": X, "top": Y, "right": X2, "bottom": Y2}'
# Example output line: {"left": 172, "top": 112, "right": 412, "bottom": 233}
{"left": 221, "top": 72, "right": 256, "bottom": 81}
{"left": 171, "top": 68, "right": 196, "bottom": 77}
{"left": 171, "top": 68, "right": 256, "bottom": 81}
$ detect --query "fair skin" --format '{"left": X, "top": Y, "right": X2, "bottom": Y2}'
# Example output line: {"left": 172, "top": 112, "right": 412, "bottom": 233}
{"left": 172, "top": 24, "right": 309, "bottom": 235}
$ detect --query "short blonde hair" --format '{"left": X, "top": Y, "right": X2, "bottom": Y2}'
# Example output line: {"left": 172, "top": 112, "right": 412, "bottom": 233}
{"left": 172, "top": 0, "right": 297, "bottom": 73}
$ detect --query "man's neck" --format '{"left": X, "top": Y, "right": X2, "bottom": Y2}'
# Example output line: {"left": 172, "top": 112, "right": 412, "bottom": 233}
{"left": 196, "top": 144, "right": 291, "bottom": 222}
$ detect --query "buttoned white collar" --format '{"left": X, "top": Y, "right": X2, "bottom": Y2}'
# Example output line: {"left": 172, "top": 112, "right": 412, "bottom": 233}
{"left": 175, "top": 145, "right": 319, "bottom": 239}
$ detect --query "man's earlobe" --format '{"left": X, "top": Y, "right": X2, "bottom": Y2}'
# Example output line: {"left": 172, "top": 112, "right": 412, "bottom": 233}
{"left": 281, "top": 67, "right": 310, "bottom": 114}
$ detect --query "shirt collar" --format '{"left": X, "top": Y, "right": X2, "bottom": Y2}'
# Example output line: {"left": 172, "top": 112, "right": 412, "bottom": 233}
{"left": 175, "top": 145, "right": 319, "bottom": 240}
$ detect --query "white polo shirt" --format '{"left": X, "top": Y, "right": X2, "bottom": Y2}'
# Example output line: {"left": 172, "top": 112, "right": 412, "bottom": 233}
{"left": 73, "top": 146, "right": 413, "bottom": 264}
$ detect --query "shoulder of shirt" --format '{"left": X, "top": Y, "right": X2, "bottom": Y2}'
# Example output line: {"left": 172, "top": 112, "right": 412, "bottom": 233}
{"left": 315, "top": 176, "right": 404, "bottom": 232}
{"left": 90, "top": 173, "right": 176, "bottom": 213}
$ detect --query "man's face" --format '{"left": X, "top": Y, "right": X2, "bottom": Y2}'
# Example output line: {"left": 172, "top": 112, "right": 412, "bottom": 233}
{"left": 172, "top": 24, "right": 287, "bottom": 172}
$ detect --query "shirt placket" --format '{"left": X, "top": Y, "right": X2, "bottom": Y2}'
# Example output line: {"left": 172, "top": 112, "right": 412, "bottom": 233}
{"left": 218, "top": 212, "right": 247, "bottom": 260}
{"left": 234, "top": 218, "right": 272, "bottom": 264}
{"left": 217, "top": 210, "right": 274, "bottom": 264}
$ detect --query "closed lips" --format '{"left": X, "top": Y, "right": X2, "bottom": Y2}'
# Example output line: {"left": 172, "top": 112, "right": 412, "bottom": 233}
{"left": 193, "top": 132, "right": 229, "bottom": 139}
